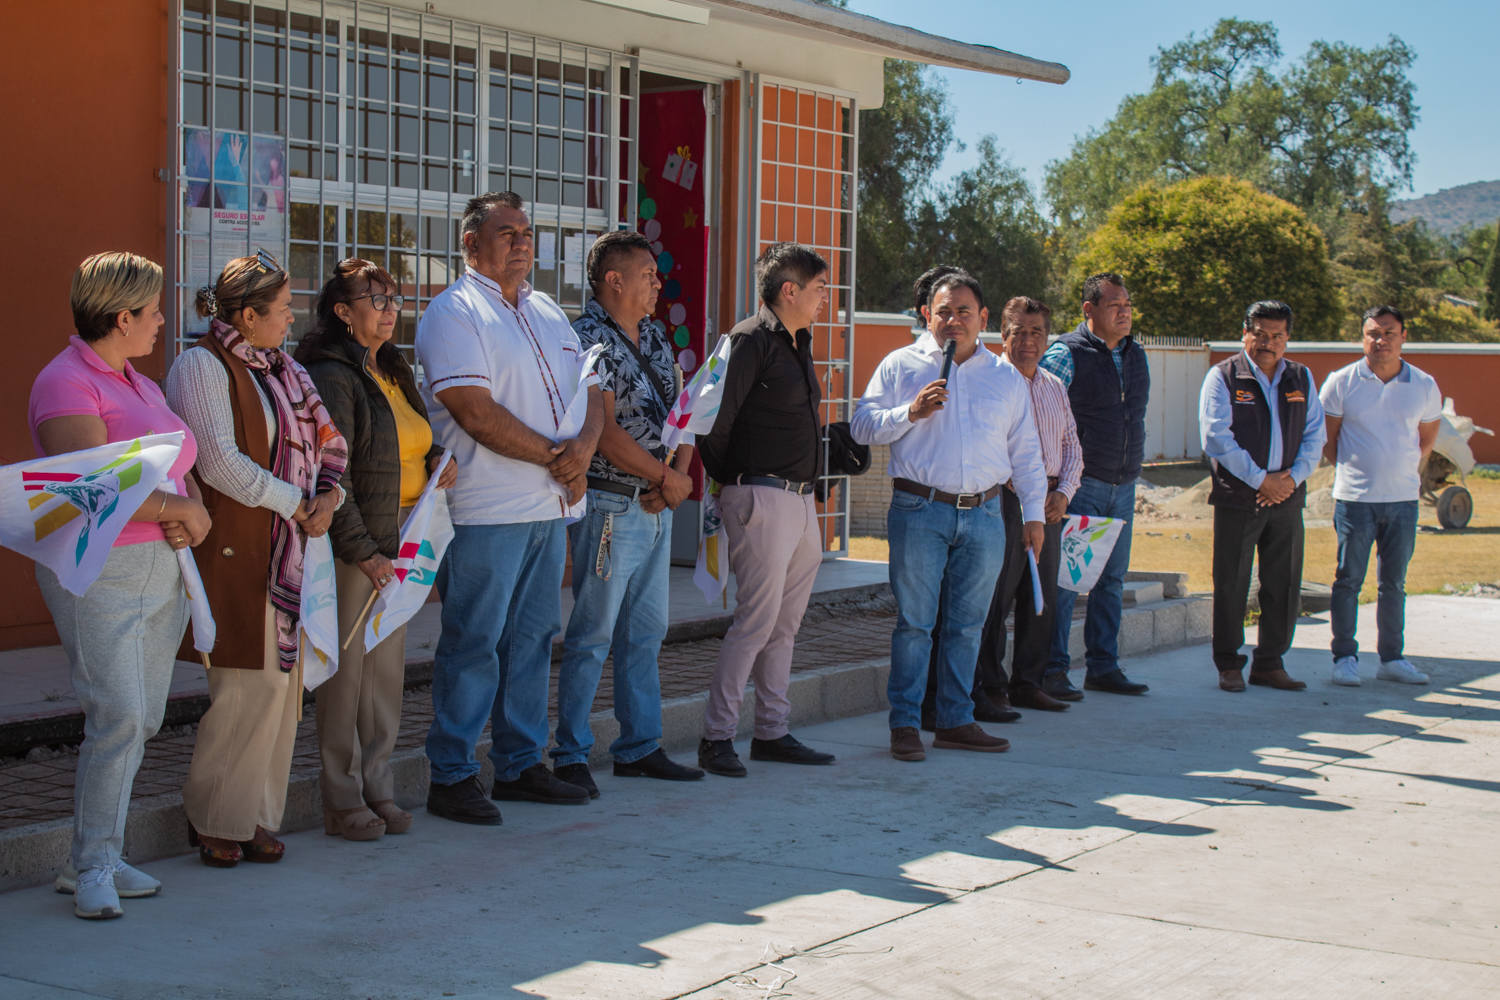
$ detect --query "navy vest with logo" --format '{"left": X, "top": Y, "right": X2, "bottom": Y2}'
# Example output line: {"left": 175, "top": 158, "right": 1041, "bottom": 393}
{"left": 1208, "top": 352, "right": 1311, "bottom": 510}
{"left": 1057, "top": 321, "right": 1150, "bottom": 485}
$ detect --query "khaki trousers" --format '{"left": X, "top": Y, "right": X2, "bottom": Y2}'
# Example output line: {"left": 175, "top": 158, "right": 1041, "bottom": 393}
{"left": 702, "top": 485, "right": 822, "bottom": 741}
{"left": 182, "top": 593, "right": 300, "bottom": 840}
{"left": 315, "top": 510, "right": 409, "bottom": 811}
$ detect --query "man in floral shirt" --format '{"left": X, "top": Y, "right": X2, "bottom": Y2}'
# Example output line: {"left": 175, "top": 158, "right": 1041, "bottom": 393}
{"left": 552, "top": 231, "right": 704, "bottom": 793}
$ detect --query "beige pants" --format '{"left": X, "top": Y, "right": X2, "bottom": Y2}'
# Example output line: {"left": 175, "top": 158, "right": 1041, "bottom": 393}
{"left": 315, "top": 511, "right": 410, "bottom": 812}
{"left": 182, "top": 593, "right": 300, "bottom": 841}
{"left": 702, "top": 485, "right": 823, "bottom": 741}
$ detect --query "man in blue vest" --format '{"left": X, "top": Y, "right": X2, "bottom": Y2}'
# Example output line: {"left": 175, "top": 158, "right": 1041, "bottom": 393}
{"left": 1199, "top": 301, "right": 1326, "bottom": 692}
{"left": 1038, "top": 273, "right": 1150, "bottom": 697}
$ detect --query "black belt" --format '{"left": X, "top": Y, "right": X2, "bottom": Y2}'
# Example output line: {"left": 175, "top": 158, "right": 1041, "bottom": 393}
{"left": 893, "top": 478, "right": 1001, "bottom": 509}
{"left": 587, "top": 476, "right": 644, "bottom": 501}
{"left": 734, "top": 474, "right": 815, "bottom": 495}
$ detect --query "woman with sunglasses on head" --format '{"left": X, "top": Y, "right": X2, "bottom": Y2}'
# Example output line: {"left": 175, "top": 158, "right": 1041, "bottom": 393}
{"left": 164, "top": 251, "right": 349, "bottom": 868}
{"left": 295, "top": 259, "right": 455, "bottom": 841}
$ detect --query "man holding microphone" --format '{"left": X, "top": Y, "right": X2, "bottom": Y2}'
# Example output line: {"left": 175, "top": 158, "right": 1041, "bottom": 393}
{"left": 853, "top": 271, "right": 1048, "bottom": 762}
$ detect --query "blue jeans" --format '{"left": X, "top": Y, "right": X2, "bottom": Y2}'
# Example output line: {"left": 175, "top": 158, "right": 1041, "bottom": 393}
{"left": 1331, "top": 499, "right": 1418, "bottom": 663}
{"left": 887, "top": 492, "right": 1006, "bottom": 730}
{"left": 1046, "top": 476, "right": 1136, "bottom": 678}
{"left": 554, "top": 491, "right": 672, "bottom": 766}
{"left": 426, "top": 519, "right": 566, "bottom": 785}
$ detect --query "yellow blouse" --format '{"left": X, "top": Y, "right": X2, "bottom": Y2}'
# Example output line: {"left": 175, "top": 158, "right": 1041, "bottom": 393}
{"left": 373, "top": 368, "right": 432, "bottom": 506}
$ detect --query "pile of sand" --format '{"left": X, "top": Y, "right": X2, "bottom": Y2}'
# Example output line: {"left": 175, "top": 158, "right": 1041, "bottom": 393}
{"left": 1157, "top": 461, "right": 1337, "bottom": 522}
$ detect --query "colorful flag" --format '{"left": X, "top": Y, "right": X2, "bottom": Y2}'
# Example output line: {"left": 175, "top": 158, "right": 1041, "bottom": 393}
{"left": 547, "top": 344, "right": 604, "bottom": 521}
{"left": 1057, "top": 514, "right": 1126, "bottom": 593}
{"left": 298, "top": 533, "right": 340, "bottom": 689}
{"left": 0, "top": 433, "right": 184, "bottom": 596}
{"left": 662, "top": 334, "right": 732, "bottom": 451}
{"left": 693, "top": 483, "right": 729, "bottom": 605}
{"left": 365, "top": 451, "right": 455, "bottom": 652}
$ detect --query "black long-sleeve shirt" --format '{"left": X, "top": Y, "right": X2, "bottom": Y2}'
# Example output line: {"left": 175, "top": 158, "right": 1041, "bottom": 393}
{"left": 697, "top": 306, "right": 822, "bottom": 485}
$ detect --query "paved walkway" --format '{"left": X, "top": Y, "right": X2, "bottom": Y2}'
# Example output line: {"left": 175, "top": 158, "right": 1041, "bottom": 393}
{"left": 1, "top": 595, "right": 1496, "bottom": 999}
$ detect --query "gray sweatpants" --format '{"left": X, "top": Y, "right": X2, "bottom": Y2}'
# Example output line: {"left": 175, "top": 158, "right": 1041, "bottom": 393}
{"left": 37, "top": 541, "right": 188, "bottom": 871}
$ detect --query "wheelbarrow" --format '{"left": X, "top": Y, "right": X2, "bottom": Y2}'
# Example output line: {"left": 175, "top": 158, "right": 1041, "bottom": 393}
{"left": 1419, "top": 399, "right": 1495, "bottom": 529}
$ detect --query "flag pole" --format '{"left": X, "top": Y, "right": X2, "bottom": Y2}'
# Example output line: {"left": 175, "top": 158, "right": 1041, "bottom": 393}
{"left": 342, "top": 590, "right": 380, "bottom": 650}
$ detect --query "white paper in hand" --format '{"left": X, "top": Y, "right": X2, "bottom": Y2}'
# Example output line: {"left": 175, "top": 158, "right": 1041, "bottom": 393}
{"left": 159, "top": 481, "right": 216, "bottom": 653}
{"left": 547, "top": 343, "right": 604, "bottom": 521}
{"left": 1028, "top": 548, "right": 1045, "bottom": 615}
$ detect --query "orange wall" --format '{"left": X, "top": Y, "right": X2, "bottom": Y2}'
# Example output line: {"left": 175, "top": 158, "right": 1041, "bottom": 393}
{"left": 0, "top": 0, "right": 170, "bottom": 648}
{"left": 1209, "top": 347, "right": 1500, "bottom": 465}
{"left": 852, "top": 320, "right": 919, "bottom": 398}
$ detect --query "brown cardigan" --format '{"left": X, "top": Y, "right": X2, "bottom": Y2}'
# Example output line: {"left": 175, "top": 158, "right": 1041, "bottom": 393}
{"left": 176, "top": 335, "right": 277, "bottom": 670}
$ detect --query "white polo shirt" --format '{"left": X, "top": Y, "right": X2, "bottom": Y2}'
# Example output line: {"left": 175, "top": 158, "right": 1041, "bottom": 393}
{"left": 1319, "top": 357, "right": 1442, "bottom": 503}
{"left": 416, "top": 271, "right": 582, "bottom": 524}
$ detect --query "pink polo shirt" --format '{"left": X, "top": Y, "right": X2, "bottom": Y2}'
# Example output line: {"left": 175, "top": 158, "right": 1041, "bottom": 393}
{"left": 28, "top": 336, "right": 199, "bottom": 547}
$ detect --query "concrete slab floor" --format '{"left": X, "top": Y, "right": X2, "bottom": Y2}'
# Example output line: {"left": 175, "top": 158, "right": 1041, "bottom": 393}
{"left": 1, "top": 595, "right": 1497, "bottom": 1000}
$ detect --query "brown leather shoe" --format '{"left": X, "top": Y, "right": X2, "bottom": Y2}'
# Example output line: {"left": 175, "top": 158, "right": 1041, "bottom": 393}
{"left": 1249, "top": 668, "right": 1307, "bottom": 691}
{"left": 932, "top": 723, "right": 1010, "bottom": 753}
{"left": 1218, "top": 669, "right": 1246, "bottom": 692}
{"left": 1010, "top": 686, "right": 1069, "bottom": 712}
{"left": 890, "top": 726, "right": 926, "bottom": 762}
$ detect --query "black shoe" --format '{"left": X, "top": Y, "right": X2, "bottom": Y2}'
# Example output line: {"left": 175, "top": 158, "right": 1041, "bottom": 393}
{"left": 974, "top": 689, "right": 1022, "bottom": 723}
{"left": 426, "top": 775, "right": 503, "bottom": 826}
{"left": 749, "top": 734, "right": 835, "bottom": 765}
{"left": 698, "top": 738, "right": 747, "bottom": 777}
{"left": 491, "top": 763, "right": 591, "bottom": 805}
{"left": 1041, "top": 672, "right": 1084, "bottom": 701}
{"left": 615, "top": 748, "right": 705, "bottom": 781}
{"left": 1084, "top": 669, "right": 1149, "bottom": 695}
{"left": 554, "top": 763, "right": 600, "bottom": 799}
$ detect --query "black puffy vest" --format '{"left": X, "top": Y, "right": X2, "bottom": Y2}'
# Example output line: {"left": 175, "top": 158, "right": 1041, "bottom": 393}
{"left": 1057, "top": 322, "right": 1150, "bottom": 485}
{"left": 1207, "top": 352, "right": 1311, "bottom": 510}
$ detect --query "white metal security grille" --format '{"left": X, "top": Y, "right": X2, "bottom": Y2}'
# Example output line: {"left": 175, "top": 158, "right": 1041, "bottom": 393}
{"left": 171, "top": 0, "right": 633, "bottom": 358}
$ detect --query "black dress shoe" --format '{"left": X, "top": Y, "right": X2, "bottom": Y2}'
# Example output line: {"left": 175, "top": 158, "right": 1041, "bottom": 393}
{"left": 974, "top": 690, "right": 1022, "bottom": 723}
{"left": 491, "top": 763, "right": 591, "bottom": 805}
{"left": 1041, "top": 672, "right": 1084, "bottom": 702}
{"left": 749, "top": 734, "right": 836, "bottom": 765}
{"left": 698, "top": 738, "right": 747, "bottom": 777}
{"left": 615, "top": 749, "right": 705, "bottom": 781}
{"left": 554, "top": 763, "right": 600, "bottom": 798}
{"left": 426, "top": 775, "right": 503, "bottom": 826}
{"left": 1084, "top": 669, "right": 1149, "bottom": 695}
{"left": 1010, "top": 686, "right": 1070, "bottom": 712}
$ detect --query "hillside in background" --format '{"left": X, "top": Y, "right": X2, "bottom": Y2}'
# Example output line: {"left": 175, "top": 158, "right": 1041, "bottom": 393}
{"left": 1391, "top": 180, "right": 1500, "bottom": 233}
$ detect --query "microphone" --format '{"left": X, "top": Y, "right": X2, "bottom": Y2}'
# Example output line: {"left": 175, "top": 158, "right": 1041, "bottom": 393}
{"left": 939, "top": 337, "right": 957, "bottom": 384}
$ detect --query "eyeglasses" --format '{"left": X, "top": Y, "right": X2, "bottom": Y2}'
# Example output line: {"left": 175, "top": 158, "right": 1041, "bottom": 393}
{"left": 349, "top": 293, "right": 406, "bottom": 312}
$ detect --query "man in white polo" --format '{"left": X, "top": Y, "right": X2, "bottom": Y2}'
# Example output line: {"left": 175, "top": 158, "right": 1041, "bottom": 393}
{"left": 1319, "top": 305, "right": 1442, "bottom": 687}
{"left": 416, "top": 191, "right": 604, "bottom": 823}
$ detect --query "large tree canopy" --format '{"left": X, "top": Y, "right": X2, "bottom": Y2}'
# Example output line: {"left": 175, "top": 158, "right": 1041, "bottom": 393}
{"left": 1072, "top": 176, "right": 1342, "bottom": 339}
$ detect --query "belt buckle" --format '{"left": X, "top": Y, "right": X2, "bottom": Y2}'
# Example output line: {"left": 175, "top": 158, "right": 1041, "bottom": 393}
{"left": 955, "top": 492, "right": 982, "bottom": 509}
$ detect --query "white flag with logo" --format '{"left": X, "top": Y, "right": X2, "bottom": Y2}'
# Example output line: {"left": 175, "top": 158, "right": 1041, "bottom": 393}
{"left": 365, "top": 451, "right": 455, "bottom": 652}
{"left": 160, "top": 480, "right": 216, "bottom": 653}
{"left": 0, "top": 433, "right": 184, "bottom": 596}
{"left": 546, "top": 344, "right": 604, "bottom": 521}
{"left": 299, "top": 532, "right": 340, "bottom": 689}
{"left": 662, "top": 334, "right": 732, "bottom": 451}
{"left": 693, "top": 484, "right": 729, "bottom": 604}
{"left": 1057, "top": 514, "right": 1127, "bottom": 593}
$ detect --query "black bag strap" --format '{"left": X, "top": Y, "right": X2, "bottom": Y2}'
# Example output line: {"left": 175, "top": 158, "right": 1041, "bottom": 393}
{"left": 610, "top": 318, "right": 673, "bottom": 413}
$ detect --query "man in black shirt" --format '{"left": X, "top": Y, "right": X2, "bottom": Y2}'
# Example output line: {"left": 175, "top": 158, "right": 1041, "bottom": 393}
{"left": 695, "top": 243, "right": 837, "bottom": 777}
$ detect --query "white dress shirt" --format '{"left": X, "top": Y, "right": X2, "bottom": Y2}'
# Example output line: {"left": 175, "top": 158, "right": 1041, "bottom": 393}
{"left": 851, "top": 332, "right": 1049, "bottom": 521}
{"left": 416, "top": 270, "right": 582, "bottom": 525}
{"left": 1199, "top": 351, "right": 1326, "bottom": 489}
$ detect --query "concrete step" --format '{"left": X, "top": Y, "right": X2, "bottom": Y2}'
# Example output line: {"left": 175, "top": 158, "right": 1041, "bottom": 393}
{"left": 1122, "top": 580, "right": 1165, "bottom": 607}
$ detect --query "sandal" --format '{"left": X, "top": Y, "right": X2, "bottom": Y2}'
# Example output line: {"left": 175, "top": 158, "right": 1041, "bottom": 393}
{"left": 324, "top": 804, "right": 386, "bottom": 842}
{"left": 238, "top": 826, "right": 286, "bottom": 863}
{"left": 366, "top": 799, "right": 412, "bottom": 835}
{"left": 187, "top": 824, "right": 242, "bottom": 868}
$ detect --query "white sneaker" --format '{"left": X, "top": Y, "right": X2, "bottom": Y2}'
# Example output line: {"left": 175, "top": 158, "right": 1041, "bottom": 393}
{"left": 73, "top": 865, "right": 124, "bottom": 920}
{"left": 1377, "top": 659, "right": 1429, "bottom": 685}
{"left": 55, "top": 859, "right": 161, "bottom": 898}
{"left": 1331, "top": 657, "right": 1361, "bottom": 686}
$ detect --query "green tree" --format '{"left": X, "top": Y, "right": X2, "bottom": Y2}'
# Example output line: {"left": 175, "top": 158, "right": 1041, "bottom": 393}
{"left": 1071, "top": 176, "right": 1342, "bottom": 339}
{"left": 1485, "top": 221, "right": 1500, "bottom": 321}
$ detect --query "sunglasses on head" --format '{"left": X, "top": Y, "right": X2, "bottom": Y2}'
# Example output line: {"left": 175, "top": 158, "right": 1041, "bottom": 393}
{"left": 236, "top": 247, "right": 285, "bottom": 314}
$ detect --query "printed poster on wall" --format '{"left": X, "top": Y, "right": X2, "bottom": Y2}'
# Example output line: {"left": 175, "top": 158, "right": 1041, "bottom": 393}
{"left": 182, "top": 130, "right": 286, "bottom": 329}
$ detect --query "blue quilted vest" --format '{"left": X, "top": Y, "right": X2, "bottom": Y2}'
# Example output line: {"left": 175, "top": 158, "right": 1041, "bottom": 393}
{"left": 1057, "top": 321, "right": 1150, "bottom": 485}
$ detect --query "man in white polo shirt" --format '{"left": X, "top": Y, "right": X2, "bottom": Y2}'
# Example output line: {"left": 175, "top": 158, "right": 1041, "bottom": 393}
{"left": 1319, "top": 305, "right": 1442, "bottom": 688}
{"left": 416, "top": 192, "right": 604, "bottom": 824}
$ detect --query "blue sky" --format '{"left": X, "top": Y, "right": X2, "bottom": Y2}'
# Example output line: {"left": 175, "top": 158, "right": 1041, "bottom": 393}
{"left": 845, "top": 0, "right": 1498, "bottom": 204}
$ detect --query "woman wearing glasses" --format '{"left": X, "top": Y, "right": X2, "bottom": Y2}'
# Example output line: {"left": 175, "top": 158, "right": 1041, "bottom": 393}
{"left": 165, "top": 251, "right": 349, "bottom": 867}
{"left": 295, "top": 259, "right": 455, "bottom": 841}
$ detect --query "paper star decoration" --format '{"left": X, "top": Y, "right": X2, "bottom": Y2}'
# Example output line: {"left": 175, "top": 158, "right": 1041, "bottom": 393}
{"left": 683, "top": 208, "right": 698, "bottom": 227}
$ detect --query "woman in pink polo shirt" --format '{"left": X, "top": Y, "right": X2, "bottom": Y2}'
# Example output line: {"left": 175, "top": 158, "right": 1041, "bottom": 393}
{"left": 28, "top": 252, "right": 211, "bottom": 921}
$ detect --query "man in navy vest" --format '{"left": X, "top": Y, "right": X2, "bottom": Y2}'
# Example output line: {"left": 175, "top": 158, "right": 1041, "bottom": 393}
{"left": 1038, "top": 273, "right": 1151, "bottom": 697}
{"left": 1198, "top": 300, "right": 1326, "bottom": 692}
